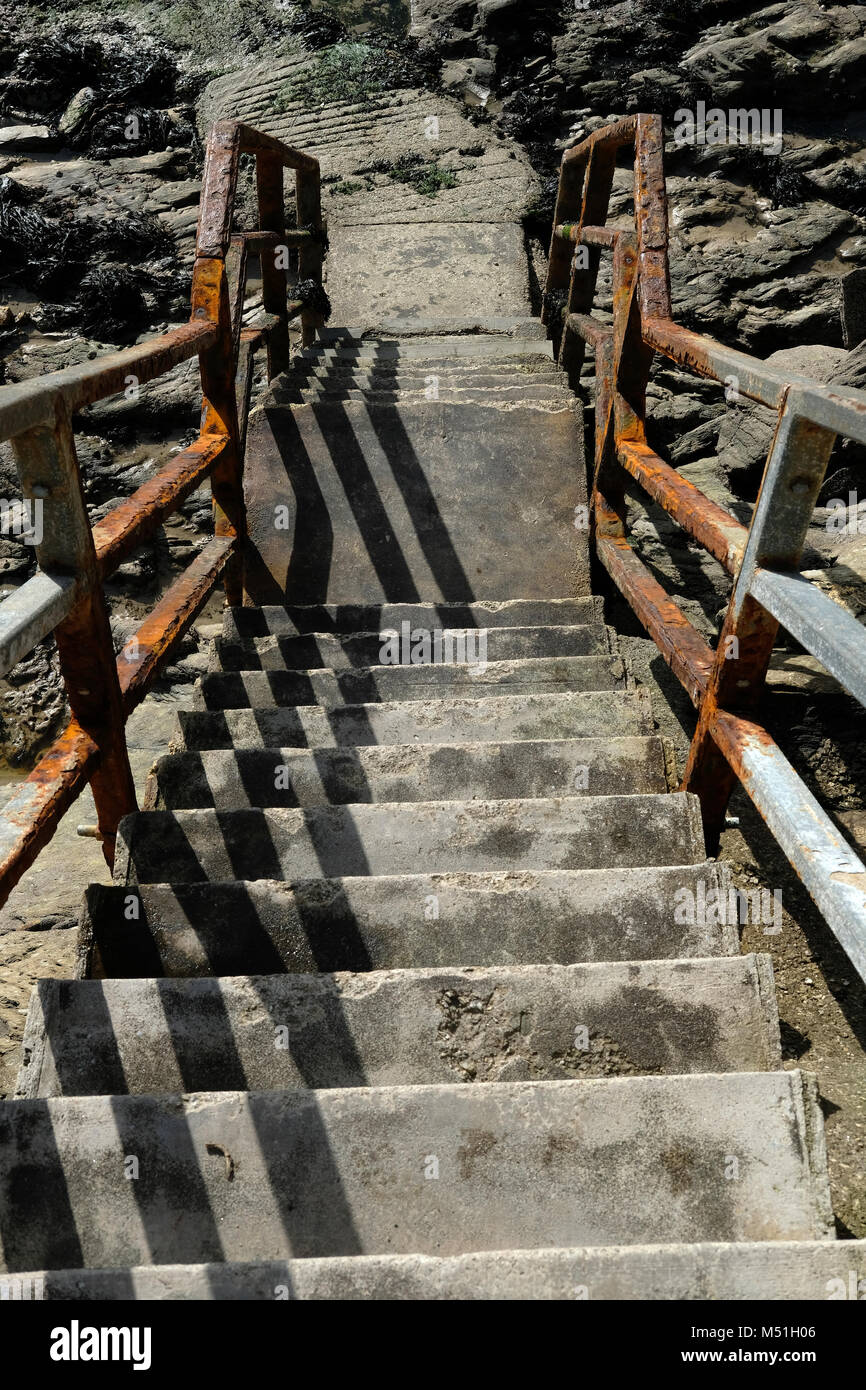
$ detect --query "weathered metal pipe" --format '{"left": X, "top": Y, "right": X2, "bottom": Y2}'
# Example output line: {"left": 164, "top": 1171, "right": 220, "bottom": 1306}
{"left": 0, "top": 119, "right": 325, "bottom": 908}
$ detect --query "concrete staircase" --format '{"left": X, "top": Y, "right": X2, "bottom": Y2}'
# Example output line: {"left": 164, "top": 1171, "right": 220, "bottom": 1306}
{"left": 2, "top": 324, "right": 863, "bottom": 1300}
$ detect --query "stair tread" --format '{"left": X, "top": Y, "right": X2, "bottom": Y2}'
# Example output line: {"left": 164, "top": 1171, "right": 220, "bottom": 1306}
{"left": 17, "top": 956, "right": 781, "bottom": 1099}
{"left": 114, "top": 794, "right": 707, "bottom": 884}
{"left": 280, "top": 368, "right": 567, "bottom": 384}
{"left": 277, "top": 392, "right": 573, "bottom": 407}
{"left": 244, "top": 394, "right": 587, "bottom": 603}
{"left": 82, "top": 864, "right": 740, "bottom": 976}
{"left": 295, "top": 339, "right": 555, "bottom": 361}
{"left": 313, "top": 321, "right": 550, "bottom": 342}
{"left": 177, "top": 689, "right": 655, "bottom": 750}
{"left": 0, "top": 1072, "right": 833, "bottom": 1271}
{"left": 209, "top": 624, "right": 612, "bottom": 672}
{"left": 194, "top": 657, "right": 625, "bottom": 710}
{"left": 222, "top": 598, "right": 603, "bottom": 639}
{"left": 152, "top": 736, "right": 669, "bottom": 808}
{"left": 282, "top": 378, "right": 570, "bottom": 387}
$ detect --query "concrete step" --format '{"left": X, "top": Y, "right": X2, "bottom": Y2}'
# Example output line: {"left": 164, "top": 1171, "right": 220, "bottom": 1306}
{"left": 176, "top": 689, "right": 655, "bottom": 752}
{"left": 292, "top": 338, "right": 552, "bottom": 357}
{"left": 209, "top": 624, "right": 611, "bottom": 672}
{"left": 290, "top": 354, "right": 559, "bottom": 377}
{"left": 279, "top": 395, "right": 573, "bottom": 413}
{"left": 16, "top": 1240, "right": 862, "bottom": 1299}
{"left": 295, "top": 337, "right": 555, "bottom": 362}
{"left": 281, "top": 366, "right": 566, "bottom": 387}
{"left": 82, "top": 863, "right": 738, "bottom": 977}
{"left": 151, "top": 737, "right": 668, "bottom": 810}
{"left": 314, "top": 321, "right": 550, "bottom": 344}
{"left": 0, "top": 1071, "right": 833, "bottom": 1270}
{"left": 243, "top": 397, "right": 587, "bottom": 604}
{"left": 279, "top": 384, "right": 569, "bottom": 403}
{"left": 277, "top": 369, "right": 568, "bottom": 387}
{"left": 193, "top": 656, "right": 624, "bottom": 711}
{"left": 16, "top": 956, "right": 781, "bottom": 1098}
{"left": 222, "top": 598, "right": 604, "bottom": 640}
{"left": 275, "top": 387, "right": 572, "bottom": 407}
{"left": 118, "top": 789, "right": 708, "bottom": 884}
{"left": 114, "top": 794, "right": 706, "bottom": 885}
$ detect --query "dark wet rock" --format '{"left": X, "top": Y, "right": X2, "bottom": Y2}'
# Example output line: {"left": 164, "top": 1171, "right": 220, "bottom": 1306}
{"left": 0, "top": 641, "right": 66, "bottom": 767}
{"left": 841, "top": 267, "right": 866, "bottom": 349}
{"left": 410, "top": 0, "right": 866, "bottom": 391}
{"left": 712, "top": 345, "right": 848, "bottom": 495}
{"left": 0, "top": 124, "right": 57, "bottom": 152}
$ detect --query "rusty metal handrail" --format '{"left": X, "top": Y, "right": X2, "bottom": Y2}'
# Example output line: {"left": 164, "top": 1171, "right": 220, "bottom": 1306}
{"left": 0, "top": 121, "right": 325, "bottom": 907}
{"left": 545, "top": 114, "right": 866, "bottom": 985}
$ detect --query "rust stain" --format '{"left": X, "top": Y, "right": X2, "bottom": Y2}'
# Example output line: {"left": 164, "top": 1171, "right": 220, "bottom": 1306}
{"left": 618, "top": 439, "right": 747, "bottom": 574}
{"left": 93, "top": 435, "right": 229, "bottom": 579}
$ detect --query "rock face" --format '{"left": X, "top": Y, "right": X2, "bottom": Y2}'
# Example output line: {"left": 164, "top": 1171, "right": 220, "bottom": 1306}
{"left": 415, "top": 1, "right": 866, "bottom": 351}
{"left": 0, "top": 19, "right": 222, "bottom": 766}
{"left": 199, "top": 51, "right": 539, "bottom": 324}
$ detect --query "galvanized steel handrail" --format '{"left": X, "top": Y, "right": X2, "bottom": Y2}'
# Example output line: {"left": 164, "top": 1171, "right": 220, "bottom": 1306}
{"left": 0, "top": 120, "right": 325, "bottom": 906}
{"left": 544, "top": 114, "right": 866, "bottom": 984}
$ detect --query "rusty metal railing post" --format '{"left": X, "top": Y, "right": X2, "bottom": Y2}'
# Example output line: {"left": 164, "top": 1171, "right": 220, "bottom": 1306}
{"left": 295, "top": 164, "right": 324, "bottom": 348}
{"left": 11, "top": 401, "right": 137, "bottom": 866}
{"left": 612, "top": 232, "right": 655, "bottom": 446}
{"left": 192, "top": 257, "right": 246, "bottom": 607}
{"left": 193, "top": 120, "right": 246, "bottom": 605}
{"left": 590, "top": 233, "right": 644, "bottom": 549}
{"left": 543, "top": 150, "right": 587, "bottom": 353}
{"left": 633, "top": 114, "right": 671, "bottom": 322}
{"left": 559, "top": 144, "right": 618, "bottom": 378}
{"left": 256, "top": 152, "right": 292, "bottom": 377}
{"left": 681, "top": 393, "right": 838, "bottom": 848}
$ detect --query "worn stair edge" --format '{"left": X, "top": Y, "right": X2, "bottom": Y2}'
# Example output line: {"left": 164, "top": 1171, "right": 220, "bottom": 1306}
{"left": 280, "top": 394, "right": 574, "bottom": 409}
{"left": 208, "top": 624, "right": 613, "bottom": 673}
{"left": 221, "top": 598, "right": 605, "bottom": 639}
{"left": 192, "top": 656, "right": 626, "bottom": 711}
{"left": 286, "top": 349, "right": 558, "bottom": 367}
{"left": 294, "top": 340, "right": 555, "bottom": 362}
{"left": 149, "top": 736, "right": 669, "bottom": 810}
{"left": 279, "top": 368, "right": 567, "bottom": 382}
{"left": 112, "top": 793, "right": 707, "bottom": 885}
{"left": 274, "top": 391, "right": 575, "bottom": 408}
{"left": 280, "top": 367, "right": 567, "bottom": 385}
{"left": 15, "top": 955, "right": 782, "bottom": 1099}
{"left": 9, "top": 1241, "right": 864, "bottom": 1299}
{"left": 0, "top": 1072, "right": 834, "bottom": 1272}
{"left": 276, "top": 376, "right": 571, "bottom": 391}
{"left": 307, "top": 325, "right": 552, "bottom": 346}
{"left": 313, "top": 319, "right": 550, "bottom": 341}
{"left": 79, "top": 864, "right": 741, "bottom": 978}
{"left": 175, "top": 689, "right": 655, "bottom": 751}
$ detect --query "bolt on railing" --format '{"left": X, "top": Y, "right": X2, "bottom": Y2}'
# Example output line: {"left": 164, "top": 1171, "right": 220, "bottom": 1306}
{"left": 0, "top": 121, "right": 327, "bottom": 907}
{"left": 545, "top": 113, "right": 866, "bottom": 986}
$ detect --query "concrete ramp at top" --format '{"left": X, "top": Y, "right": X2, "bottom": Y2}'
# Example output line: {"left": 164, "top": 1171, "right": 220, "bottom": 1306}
{"left": 242, "top": 335, "right": 588, "bottom": 605}
{"left": 197, "top": 59, "right": 539, "bottom": 324}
